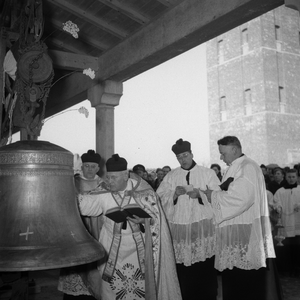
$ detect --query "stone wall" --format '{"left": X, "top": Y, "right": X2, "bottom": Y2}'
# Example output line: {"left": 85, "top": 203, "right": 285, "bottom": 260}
{"left": 207, "top": 6, "right": 300, "bottom": 167}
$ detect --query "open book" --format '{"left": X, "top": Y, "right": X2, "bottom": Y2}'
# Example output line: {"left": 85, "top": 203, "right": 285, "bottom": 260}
{"left": 105, "top": 203, "right": 151, "bottom": 223}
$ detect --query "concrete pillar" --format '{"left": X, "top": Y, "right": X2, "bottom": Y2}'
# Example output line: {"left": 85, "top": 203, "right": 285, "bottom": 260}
{"left": 88, "top": 80, "right": 123, "bottom": 175}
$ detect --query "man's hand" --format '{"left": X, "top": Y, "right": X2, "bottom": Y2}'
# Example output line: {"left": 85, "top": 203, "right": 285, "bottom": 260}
{"left": 127, "top": 215, "right": 145, "bottom": 224}
{"left": 174, "top": 186, "right": 187, "bottom": 198}
{"left": 202, "top": 188, "right": 213, "bottom": 203}
{"left": 187, "top": 188, "right": 200, "bottom": 199}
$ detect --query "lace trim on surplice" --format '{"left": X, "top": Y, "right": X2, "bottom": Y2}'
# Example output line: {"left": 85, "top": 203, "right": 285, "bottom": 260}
{"left": 214, "top": 216, "right": 275, "bottom": 271}
{"left": 169, "top": 219, "right": 216, "bottom": 266}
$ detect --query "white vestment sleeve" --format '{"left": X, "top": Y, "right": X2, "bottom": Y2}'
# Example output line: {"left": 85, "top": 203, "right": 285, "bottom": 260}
{"left": 156, "top": 179, "right": 176, "bottom": 221}
{"left": 273, "top": 190, "right": 283, "bottom": 210}
{"left": 212, "top": 163, "right": 256, "bottom": 224}
{"left": 78, "top": 194, "right": 103, "bottom": 216}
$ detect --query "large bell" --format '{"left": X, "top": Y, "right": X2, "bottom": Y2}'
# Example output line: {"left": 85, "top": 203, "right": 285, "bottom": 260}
{"left": 0, "top": 140, "right": 105, "bottom": 271}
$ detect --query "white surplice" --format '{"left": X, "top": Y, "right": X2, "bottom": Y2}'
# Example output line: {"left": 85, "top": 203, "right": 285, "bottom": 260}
{"left": 274, "top": 186, "right": 300, "bottom": 237}
{"left": 211, "top": 155, "right": 275, "bottom": 271}
{"left": 157, "top": 164, "right": 221, "bottom": 266}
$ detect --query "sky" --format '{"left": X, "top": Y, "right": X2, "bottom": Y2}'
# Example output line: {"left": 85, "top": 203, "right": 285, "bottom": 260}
{"left": 22, "top": 43, "right": 211, "bottom": 169}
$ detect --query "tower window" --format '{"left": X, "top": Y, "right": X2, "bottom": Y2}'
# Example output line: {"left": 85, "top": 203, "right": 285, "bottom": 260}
{"left": 220, "top": 96, "right": 227, "bottom": 121}
{"left": 279, "top": 86, "right": 285, "bottom": 102}
{"left": 244, "top": 89, "right": 252, "bottom": 115}
{"left": 241, "top": 28, "right": 249, "bottom": 54}
{"left": 279, "top": 86, "right": 285, "bottom": 113}
{"left": 275, "top": 25, "right": 281, "bottom": 51}
{"left": 218, "top": 40, "right": 224, "bottom": 64}
{"left": 275, "top": 25, "right": 281, "bottom": 40}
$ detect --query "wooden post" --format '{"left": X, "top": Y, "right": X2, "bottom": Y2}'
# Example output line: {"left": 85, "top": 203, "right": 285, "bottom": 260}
{"left": 0, "top": 28, "right": 6, "bottom": 142}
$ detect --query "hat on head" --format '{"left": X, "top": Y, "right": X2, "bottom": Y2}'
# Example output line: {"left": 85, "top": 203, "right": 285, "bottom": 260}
{"left": 81, "top": 150, "right": 101, "bottom": 165}
{"left": 106, "top": 154, "right": 127, "bottom": 172}
{"left": 132, "top": 164, "right": 146, "bottom": 173}
{"left": 172, "top": 139, "right": 191, "bottom": 155}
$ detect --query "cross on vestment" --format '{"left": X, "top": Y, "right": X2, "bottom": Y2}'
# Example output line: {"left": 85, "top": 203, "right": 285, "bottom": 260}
{"left": 107, "top": 260, "right": 115, "bottom": 268}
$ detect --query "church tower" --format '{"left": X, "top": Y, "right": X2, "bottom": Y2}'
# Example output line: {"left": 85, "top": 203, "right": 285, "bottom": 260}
{"left": 207, "top": 6, "right": 300, "bottom": 166}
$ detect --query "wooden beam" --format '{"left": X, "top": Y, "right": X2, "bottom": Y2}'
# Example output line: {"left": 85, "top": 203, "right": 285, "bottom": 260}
{"left": 47, "top": 18, "right": 109, "bottom": 51}
{"left": 47, "top": 0, "right": 128, "bottom": 39}
{"left": 96, "top": 0, "right": 284, "bottom": 82}
{"left": 48, "top": 50, "right": 99, "bottom": 71}
{"left": 96, "top": 0, "right": 149, "bottom": 24}
{"left": 156, "top": 0, "right": 182, "bottom": 7}
{"left": 47, "top": 37, "right": 84, "bottom": 55}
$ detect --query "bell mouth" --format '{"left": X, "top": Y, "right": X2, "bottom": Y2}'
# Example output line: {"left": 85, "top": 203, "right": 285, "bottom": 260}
{"left": 0, "top": 240, "right": 105, "bottom": 271}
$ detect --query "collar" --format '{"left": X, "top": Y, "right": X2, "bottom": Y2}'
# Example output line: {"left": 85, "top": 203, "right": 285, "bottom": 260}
{"left": 181, "top": 160, "right": 196, "bottom": 171}
{"left": 229, "top": 153, "right": 245, "bottom": 166}
{"left": 80, "top": 174, "right": 99, "bottom": 181}
{"left": 283, "top": 182, "right": 298, "bottom": 190}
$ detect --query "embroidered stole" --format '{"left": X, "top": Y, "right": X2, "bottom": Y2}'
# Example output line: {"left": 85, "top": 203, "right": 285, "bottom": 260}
{"left": 102, "top": 186, "right": 145, "bottom": 282}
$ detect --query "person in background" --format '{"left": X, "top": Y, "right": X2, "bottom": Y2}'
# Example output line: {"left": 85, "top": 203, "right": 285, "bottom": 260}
{"left": 58, "top": 150, "right": 103, "bottom": 300}
{"left": 268, "top": 167, "right": 287, "bottom": 195}
{"left": 162, "top": 165, "right": 171, "bottom": 177}
{"left": 210, "top": 163, "right": 222, "bottom": 181}
{"left": 273, "top": 168, "right": 300, "bottom": 277}
{"left": 293, "top": 163, "right": 300, "bottom": 185}
{"left": 153, "top": 168, "right": 165, "bottom": 191}
{"left": 203, "top": 136, "right": 282, "bottom": 300}
{"left": 157, "top": 139, "right": 221, "bottom": 300}
{"left": 132, "top": 164, "right": 146, "bottom": 178}
{"left": 78, "top": 154, "right": 182, "bottom": 300}
{"left": 132, "top": 163, "right": 154, "bottom": 187}
{"left": 260, "top": 164, "right": 271, "bottom": 188}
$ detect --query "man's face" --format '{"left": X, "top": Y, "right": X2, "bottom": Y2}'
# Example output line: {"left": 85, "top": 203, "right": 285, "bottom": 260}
{"left": 157, "top": 170, "right": 164, "bottom": 180}
{"left": 176, "top": 151, "right": 193, "bottom": 169}
{"left": 81, "top": 162, "right": 99, "bottom": 179}
{"left": 218, "top": 145, "right": 236, "bottom": 166}
{"left": 135, "top": 170, "right": 144, "bottom": 178}
{"left": 286, "top": 172, "right": 298, "bottom": 185}
{"left": 162, "top": 167, "right": 170, "bottom": 176}
{"left": 274, "top": 170, "right": 284, "bottom": 183}
{"left": 106, "top": 171, "right": 128, "bottom": 192}
{"left": 212, "top": 167, "right": 219, "bottom": 175}
{"left": 261, "top": 167, "right": 267, "bottom": 175}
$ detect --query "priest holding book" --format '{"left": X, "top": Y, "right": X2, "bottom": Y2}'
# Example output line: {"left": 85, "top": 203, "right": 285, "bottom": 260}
{"left": 78, "top": 154, "right": 182, "bottom": 300}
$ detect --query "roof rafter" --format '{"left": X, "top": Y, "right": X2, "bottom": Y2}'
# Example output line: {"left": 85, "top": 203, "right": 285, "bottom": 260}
{"left": 48, "top": 18, "right": 109, "bottom": 51}
{"left": 156, "top": 0, "right": 182, "bottom": 7}
{"left": 48, "top": 37, "right": 85, "bottom": 54}
{"left": 97, "top": 0, "right": 149, "bottom": 25}
{"left": 49, "top": 50, "right": 99, "bottom": 71}
{"left": 47, "top": 0, "right": 128, "bottom": 39}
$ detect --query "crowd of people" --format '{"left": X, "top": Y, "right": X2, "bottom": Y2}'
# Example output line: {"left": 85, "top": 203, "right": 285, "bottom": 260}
{"left": 129, "top": 164, "right": 172, "bottom": 191}
{"left": 259, "top": 164, "right": 300, "bottom": 278}
{"left": 59, "top": 135, "right": 299, "bottom": 300}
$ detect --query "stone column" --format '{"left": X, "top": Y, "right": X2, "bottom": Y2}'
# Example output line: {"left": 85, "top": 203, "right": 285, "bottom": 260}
{"left": 88, "top": 80, "right": 123, "bottom": 175}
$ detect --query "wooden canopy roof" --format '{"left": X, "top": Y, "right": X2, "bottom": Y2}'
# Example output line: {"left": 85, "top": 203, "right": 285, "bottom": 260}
{"left": 1, "top": 0, "right": 285, "bottom": 120}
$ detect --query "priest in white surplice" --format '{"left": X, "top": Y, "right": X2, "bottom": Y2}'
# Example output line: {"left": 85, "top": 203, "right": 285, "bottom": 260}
{"left": 157, "top": 139, "right": 221, "bottom": 300}
{"left": 273, "top": 168, "right": 300, "bottom": 276}
{"left": 203, "top": 136, "right": 282, "bottom": 300}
